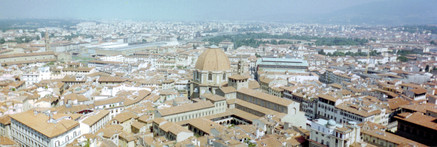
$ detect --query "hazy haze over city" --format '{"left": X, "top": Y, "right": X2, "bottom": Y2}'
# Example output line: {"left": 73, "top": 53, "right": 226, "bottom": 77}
{"left": 1, "top": 0, "right": 436, "bottom": 24}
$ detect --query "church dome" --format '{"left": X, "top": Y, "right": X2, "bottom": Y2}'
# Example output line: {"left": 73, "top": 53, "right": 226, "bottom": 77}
{"left": 195, "top": 48, "right": 231, "bottom": 71}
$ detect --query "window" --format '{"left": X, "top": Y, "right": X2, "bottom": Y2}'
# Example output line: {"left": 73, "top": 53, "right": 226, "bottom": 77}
{"left": 208, "top": 73, "right": 212, "bottom": 80}
{"left": 55, "top": 141, "right": 60, "bottom": 147}
{"left": 223, "top": 73, "right": 226, "bottom": 80}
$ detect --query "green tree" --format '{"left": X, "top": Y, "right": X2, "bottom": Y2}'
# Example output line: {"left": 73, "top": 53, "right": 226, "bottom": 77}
{"left": 278, "top": 40, "right": 289, "bottom": 44}
{"left": 318, "top": 50, "right": 326, "bottom": 55}
{"left": 397, "top": 56, "right": 408, "bottom": 62}
{"left": 333, "top": 51, "right": 345, "bottom": 56}
{"left": 270, "top": 40, "right": 277, "bottom": 44}
{"left": 85, "top": 139, "right": 90, "bottom": 147}
{"left": 431, "top": 40, "right": 437, "bottom": 45}
{"left": 0, "top": 38, "right": 5, "bottom": 44}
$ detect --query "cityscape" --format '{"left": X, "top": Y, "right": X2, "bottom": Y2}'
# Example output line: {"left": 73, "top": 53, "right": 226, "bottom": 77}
{"left": 0, "top": 0, "right": 436, "bottom": 147}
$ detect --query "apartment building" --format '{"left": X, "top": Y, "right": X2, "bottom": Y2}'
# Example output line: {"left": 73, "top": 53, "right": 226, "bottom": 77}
{"left": 152, "top": 118, "right": 193, "bottom": 142}
{"left": 394, "top": 112, "right": 437, "bottom": 146}
{"left": 309, "top": 119, "right": 361, "bottom": 147}
{"left": 319, "top": 69, "right": 352, "bottom": 84}
{"left": 155, "top": 100, "right": 220, "bottom": 122}
{"left": 80, "top": 110, "right": 111, "bottom": 134}
{"left": 316, "top": 94, "right": 389, "bottom": 126}
{"left": 10, "top": 110, "right": 81, "bottom": 147}
{"left": 0, "top": 52, "right": 57, "bottom": 66}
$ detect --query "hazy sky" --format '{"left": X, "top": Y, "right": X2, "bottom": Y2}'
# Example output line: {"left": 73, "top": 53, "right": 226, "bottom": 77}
{"left": 0, "top": 0, "right": 435, "bottom": 24}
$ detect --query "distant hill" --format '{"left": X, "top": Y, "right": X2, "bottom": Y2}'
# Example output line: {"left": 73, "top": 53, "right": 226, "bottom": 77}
{"left": 263, "top": 0, "right": 437, "bottom": 25}
{"left": 313, "top": 0, "right": 437, "bottom": 25}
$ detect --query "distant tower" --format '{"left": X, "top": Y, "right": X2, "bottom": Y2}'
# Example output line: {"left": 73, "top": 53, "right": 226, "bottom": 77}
{"left": 237, "top": 59, "right": 243, "bottom": 75}
{"left": 45, "top": 31, "right": 51, "bottom": 52}
{"left": 365, "top": 50, "right": 370, "bottom": 74}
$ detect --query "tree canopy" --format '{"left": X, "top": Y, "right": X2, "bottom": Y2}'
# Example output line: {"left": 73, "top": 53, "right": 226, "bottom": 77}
{"left": 397, "top": 56, "right": 408, "bottom": 62}
{"left": 204, "top": 33, "right": 368, "bottom": 49}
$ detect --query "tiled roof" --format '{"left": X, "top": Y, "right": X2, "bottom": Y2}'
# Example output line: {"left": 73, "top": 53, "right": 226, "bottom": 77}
{"left": 10, "top": 111, "right": 80, "bottom": 138}
{"left": 195, "top": 48, "right": 230, "bottom": 71}
{"left": 238, "top": 88, "right": 293, "bottom": 107}
{"left": 157, "top": 101, "right": 214, "bottom": 116}
{"left": 82, "top": 110, "right": 110, "bottom": 126}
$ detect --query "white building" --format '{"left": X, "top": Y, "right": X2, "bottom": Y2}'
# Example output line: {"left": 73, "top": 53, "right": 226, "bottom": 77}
{"left": 309, "top": 119, "right": 361, "bottom": 147}
{"left": 10, "top": 110, "right": 81, "bottom": 147}
{"left": 80, "top": 110, "right": 111, "bottom": 134}
{"left": 21, "top": 67, "right": 51, "bottom": 86}
{"left": 316, "top": 94, "right": 389, "bottom": 126}
{"left": 155, "top": 99, "right": 226, "bottom": 122}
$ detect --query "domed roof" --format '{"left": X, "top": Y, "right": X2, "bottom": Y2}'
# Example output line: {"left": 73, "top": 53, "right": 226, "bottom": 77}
{"left": 195, "top": 48, "right": 230, "bottom": 71}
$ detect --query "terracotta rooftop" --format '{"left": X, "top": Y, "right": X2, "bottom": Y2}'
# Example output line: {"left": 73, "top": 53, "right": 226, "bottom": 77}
{"left": 10, "top": 110, "right": 80, "bottom": 138}
{"left": 186, "top": 118, "right": 226, "bottom": 135}
{"left": 201, "top": 93, "right": 226, "bottom": 102}
{"left": 0, "top": 136, "right": 15, "bottom": 146}
{"left": 82, "top": 110, "right": 110, "bottom": 126}
{"left": 400, "top": 103, "right": 436, "bottom": 113}
{"left": 157, "top": 100, "right": 214, "bottom": 116}
{"left": 248, "top": 80, "right": 260, "bottom": 89}
{"left": 64, "top": 93, "right": 89, "bottom": 102}
{"left": 395, "top": 112, "right": 437, "bottom": 131}
{"left": 387, "top": 97, "right": 410, "bottom": 110}
{"left": 410, "top": 88, "right": 427, "bottom": 95}
{"left": 361, "top": 129, "right": 427, "bottom": 147}
{"left": 219, "top": 86, "right": 236, "bottom": 93}
{"left": 0, "top": 51, "right": 55, "bottom": 59}
{"left": 195, "top": 48, "right": 230, "bottom": 71}
{"left": 0, "top": 115, "right": 11, "bottom": 125}
{"left": 159, "top": 121, "right": 191, "bottom": 135}
{"left": 336, "top": 101, "right": 382, "bottom": 117}
{"left": 131, "top": 121, "right": 146, "bottom": 129}
{"left": 318, "top": 94, "right": 338, "bottom": 102}
{"left": 113, "top": 111, "right": 138, "bottom": 123}
{"left": 238, "top": 88, "right": 293, "bottom": 107}
{"left": 98, "top": 76, "right": 127, "bottom": 83}
{"left": 228, "top": 74, "right": 249, "bottom": 80}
